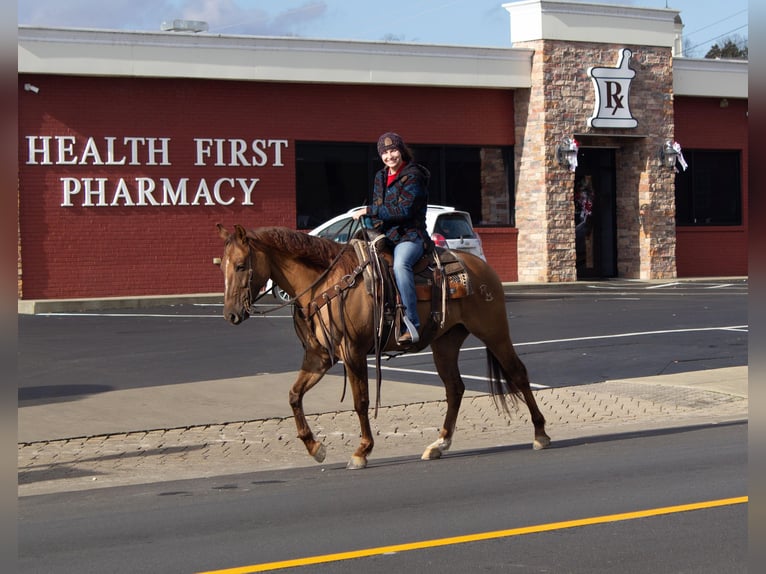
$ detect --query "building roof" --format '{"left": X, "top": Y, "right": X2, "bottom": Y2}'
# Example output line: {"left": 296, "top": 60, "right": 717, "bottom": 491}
{"left": 18, "top": 24, "right": 747, "bottom": 99}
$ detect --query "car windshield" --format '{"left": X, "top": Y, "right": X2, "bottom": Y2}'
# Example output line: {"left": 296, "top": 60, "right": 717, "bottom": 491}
{"left": 434, "top": 214, "right": 475, "bottom": 239}
{"left": 316, "top": 217, "right": 356, "bottom": 243}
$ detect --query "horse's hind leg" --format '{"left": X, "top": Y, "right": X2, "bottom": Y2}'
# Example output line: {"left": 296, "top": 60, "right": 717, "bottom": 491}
{"left": 422, "top": 325, "right": 470, "bottom": 460}
{"left": 491, "top": 342, "right": 551, "bottom": 450}
{"left": 289, "top": 349, "right": 334, "bottom": 463}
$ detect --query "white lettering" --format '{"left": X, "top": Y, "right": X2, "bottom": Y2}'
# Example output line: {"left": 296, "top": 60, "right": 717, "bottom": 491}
{"left": 111, "top": 178, "right": 135, "bottom": 206}
{"left": 104, "top": 137, "right": 127, "bottom": 165}
{"left": 194, "top": 138, "right": 213, "bottom": 166}
{"left": 193, "top": 137, "right": 289, "bottom": 167}
{"left": 161, "top": 178, "right": 189, "bottom": 205}
{"left": 214, "top": 139, "right": 226, "bottom": 166}
{"left": 136, "top": 178, "right": 159, "bottom": 206}
{"left": 229, "top": 139, "right": 248, "bottom": 166}
{"left": 57, "top": 136, "right": 78, "bottom": 165}
{"left": 27, "top": 136, "right": 52, "bottom": 165}
{"left": 59, "top": 176, "right": 265, "bottom": 207}
{"left": 83, "top": 177, "right": 108, "bottom": 206}
{"left": 60, "top": 177, "right": 81, "bottom": 206}
{"left": 79, "top": 137, "right": 104, "bottom": 165}
{"left": 123, "top": 137, "right": 145, "bottom": 165}
{"left": 270, "top": 139, "right": 288, "bottom": 166}
{"left": 238, "top": 178, "right": 258, "bottom": 205}
{"left": 251, "top": 139, "right": 268, "bottom": 167}
{"left": 213, "top": 178, "right": 236, "bottom": 205}
{"left": 191, "top": 179, "right": 215, "bottom": 205}
{"left": 146, "top": 138, "right": 171, "bottom": 166}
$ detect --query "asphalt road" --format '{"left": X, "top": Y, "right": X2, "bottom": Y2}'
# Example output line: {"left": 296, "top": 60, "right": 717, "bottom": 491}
{"left": 18, "top": 422, "right": 747, "bottom": 574}
{"left": 18, "top": 279, "right": 748, "bottom": 405}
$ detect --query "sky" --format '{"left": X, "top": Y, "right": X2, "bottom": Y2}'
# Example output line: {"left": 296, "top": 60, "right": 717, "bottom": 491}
{"left": 17, "top": 0, "right": 748, "bottom": 59}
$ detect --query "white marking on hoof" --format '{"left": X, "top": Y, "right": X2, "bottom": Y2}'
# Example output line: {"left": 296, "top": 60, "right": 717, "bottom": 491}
{"left": 421, "top": 437, "right": 451, "bottom": 460}
{"left": 533, "top": 436, "right": 551, "bottom": 450}
{"left": 346, "top": 456, "right": 367, "bottom": 470}
{"left": 313, "top": 443, "right": 327, "bottom": 463}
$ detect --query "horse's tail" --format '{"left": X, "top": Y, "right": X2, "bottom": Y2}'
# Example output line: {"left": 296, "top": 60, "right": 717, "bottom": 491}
{"left": 486, "top": 350, "right": 523, "bottom": 415}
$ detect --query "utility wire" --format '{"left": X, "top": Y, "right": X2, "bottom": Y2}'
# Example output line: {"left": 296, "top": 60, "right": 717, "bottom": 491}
{"left": 686, "top": 23, "right": 748, "bottom": 55}
{"left": 680, "top": 7, "right": 747, "bottom": 55}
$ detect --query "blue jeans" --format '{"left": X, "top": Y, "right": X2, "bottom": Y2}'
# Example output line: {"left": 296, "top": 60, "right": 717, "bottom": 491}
{"left": 393, "top": 239, "right": 424, "bottom": 332}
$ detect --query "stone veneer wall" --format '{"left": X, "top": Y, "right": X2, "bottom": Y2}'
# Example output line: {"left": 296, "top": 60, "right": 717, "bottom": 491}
{"left": 513, "top": 39, "right": 676, "bottom": 282}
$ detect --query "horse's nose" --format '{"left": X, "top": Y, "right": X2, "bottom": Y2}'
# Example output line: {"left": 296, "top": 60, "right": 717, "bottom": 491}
{"left": 226, "top": 312, "right": 242, "bottom": 325}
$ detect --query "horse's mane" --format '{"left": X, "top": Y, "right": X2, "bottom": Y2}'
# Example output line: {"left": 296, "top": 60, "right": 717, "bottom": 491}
{"left": 248, "top": 227, "right": 354, "bottom": 272}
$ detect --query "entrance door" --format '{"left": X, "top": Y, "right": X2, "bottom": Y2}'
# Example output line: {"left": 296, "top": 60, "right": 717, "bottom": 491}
{"left": 574, "top": 148, "right": 616, "bottom": 278}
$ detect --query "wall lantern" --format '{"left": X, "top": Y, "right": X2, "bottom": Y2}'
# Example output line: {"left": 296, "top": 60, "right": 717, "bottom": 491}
{"left": 556, "top": 136, "right": 579, "bottom": 172}
{"left": 660, "top": 139, "right": 687, "bottom": 172}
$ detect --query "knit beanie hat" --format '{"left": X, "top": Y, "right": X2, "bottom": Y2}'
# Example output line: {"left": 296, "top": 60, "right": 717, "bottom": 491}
{"left": 377, "top": 132, "right": 405, "bottom": 156}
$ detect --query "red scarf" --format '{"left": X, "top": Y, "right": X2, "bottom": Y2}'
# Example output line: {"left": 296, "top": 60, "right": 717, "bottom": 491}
{"left": 386, "top": 162, "right": 407, "bottom": 187}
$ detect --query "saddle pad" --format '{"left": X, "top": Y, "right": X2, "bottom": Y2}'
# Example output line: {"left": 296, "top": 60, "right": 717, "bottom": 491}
{"left": 415, "top": 255, "right": 471, "bottom": 301}
{"left": 415, "top": 271, "right": 470, "bottom": 301}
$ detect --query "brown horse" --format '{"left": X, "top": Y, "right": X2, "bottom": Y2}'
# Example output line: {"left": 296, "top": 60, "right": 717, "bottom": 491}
{"left": 216, "top": 223, "right": 550, "bottom": 469}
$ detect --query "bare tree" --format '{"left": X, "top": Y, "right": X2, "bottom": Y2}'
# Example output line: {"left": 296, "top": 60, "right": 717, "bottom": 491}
{"left": 705, "top": 34, "right": 748, "bottom": 60}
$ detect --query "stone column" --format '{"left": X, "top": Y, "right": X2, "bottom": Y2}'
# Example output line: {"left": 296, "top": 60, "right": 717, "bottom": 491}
{"left": 513, "top": 39, "right": 676, "bottom": 281}
{"left": 514, "top": 40, "right": 578, "bottom": 283}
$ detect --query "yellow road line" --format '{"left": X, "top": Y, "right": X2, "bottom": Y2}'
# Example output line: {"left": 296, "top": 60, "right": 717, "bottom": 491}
{"left": 197, "top": 496, "right": 747, "bottom": 574}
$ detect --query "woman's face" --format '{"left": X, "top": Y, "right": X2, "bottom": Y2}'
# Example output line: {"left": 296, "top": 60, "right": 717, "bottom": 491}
{"left": 381, "top": 147, "right": 403, "bottom": 172}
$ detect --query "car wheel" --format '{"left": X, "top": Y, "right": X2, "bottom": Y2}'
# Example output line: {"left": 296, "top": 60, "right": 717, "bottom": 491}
{"left": 273, "top": 286, "right": 292, "bottom": 302}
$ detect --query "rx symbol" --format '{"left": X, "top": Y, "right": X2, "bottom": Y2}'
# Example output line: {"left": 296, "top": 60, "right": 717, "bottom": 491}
{"left": 605, "top": 81, "right": 624, "bottom": 115}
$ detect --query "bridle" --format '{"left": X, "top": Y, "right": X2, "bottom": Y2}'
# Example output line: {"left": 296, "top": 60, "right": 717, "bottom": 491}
{"left": 235, "top": 232, "right": 362, "bottom": 317}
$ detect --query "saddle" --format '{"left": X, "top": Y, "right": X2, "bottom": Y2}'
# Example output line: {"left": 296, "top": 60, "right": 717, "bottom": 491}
{"left": 350, "top": 236, "right": 472, "bottom": 341}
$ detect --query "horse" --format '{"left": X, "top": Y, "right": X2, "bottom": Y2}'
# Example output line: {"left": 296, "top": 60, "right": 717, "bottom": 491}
{"left": 216, "top": 223, "right": 551, "bottom": 469}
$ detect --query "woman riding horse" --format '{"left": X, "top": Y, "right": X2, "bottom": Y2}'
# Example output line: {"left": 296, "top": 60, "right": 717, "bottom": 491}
{"left": 216, "top": 219, "right": 551, "bottom": 469}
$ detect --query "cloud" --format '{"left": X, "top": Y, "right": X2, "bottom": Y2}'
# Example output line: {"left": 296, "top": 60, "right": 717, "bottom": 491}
{"left": 19, "top": 0, "right": 177, "bottom": 31}
{"left": 182, "top": 0, "right": 328, "bottom": 36}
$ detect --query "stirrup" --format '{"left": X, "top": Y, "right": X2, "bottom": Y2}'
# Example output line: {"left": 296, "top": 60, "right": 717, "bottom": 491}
{"left": 401, "top": 315, "right": 420, "bottom": 344}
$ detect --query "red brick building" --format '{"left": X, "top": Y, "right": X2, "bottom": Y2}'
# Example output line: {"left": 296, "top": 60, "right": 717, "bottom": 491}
{"left": 17, "top": 1, "right": 748, "bottom": 303}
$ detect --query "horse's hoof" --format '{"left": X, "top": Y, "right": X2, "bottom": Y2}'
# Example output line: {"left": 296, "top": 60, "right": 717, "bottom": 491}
{"left": 421, "top": 437, "right": 450, "bottom": 460}
{"left": 312, "top": 443, "right": 327, "bottom": 463}
{"left": 533, "top": 436, "right": 551, "bottom": 450}
{"left": 421, "top": 448, "right": 443, "bottom": 460}
{"left": 346, "top": 456, "right": 367, "bottom": 470}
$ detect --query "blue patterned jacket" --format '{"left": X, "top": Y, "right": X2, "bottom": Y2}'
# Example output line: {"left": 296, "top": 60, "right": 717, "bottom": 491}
{"left": 367, "top": 162, "right": 431, "bottom": 247}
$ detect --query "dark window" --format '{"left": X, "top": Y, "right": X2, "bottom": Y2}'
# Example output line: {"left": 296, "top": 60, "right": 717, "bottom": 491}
{"left": 674, "top": 149, "right": 742, "bottom": 226}
{"left": 295, "top": 142, "right": 514, "bottom": 229}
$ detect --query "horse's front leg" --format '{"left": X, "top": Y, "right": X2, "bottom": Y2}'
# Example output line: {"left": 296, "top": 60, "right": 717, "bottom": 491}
{"left": 422, "top": 326, "right": 469, "bottom": 460}
{"left": 289, "top": 350, "right": 333, "bottom": 463}
{"left": 343, "top": 356, "right": 374, "bottom": 470}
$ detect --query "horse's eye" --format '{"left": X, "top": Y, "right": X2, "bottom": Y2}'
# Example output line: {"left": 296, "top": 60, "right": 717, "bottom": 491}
{"left": 235, "top": 264, "right": 247, "bottom": 273}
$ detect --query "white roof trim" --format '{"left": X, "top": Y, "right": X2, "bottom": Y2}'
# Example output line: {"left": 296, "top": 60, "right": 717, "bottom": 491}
{"left": 18, "top": 26, "right": 534, "bottom": 89}
{"left": 503, "top": 0, "right": 679, "bottom": 47}
{"left": 673, "top": 57, "right": 748, "bottom": 98}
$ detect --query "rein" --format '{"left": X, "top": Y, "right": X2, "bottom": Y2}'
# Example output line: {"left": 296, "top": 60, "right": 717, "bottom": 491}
{"left": 244, "top": 236, "right": 356, "bottom": 317}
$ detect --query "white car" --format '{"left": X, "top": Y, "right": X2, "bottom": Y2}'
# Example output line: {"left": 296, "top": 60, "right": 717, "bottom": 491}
{"left": 265, "top": 205, "right": 485, "bottom": 302}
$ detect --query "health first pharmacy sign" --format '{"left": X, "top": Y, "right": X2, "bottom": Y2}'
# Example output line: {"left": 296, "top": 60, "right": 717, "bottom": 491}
{"left": 24, "top": 135, "right": 289, "bottom": 207}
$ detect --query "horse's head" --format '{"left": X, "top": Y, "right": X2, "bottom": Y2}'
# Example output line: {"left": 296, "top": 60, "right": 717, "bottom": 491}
{"left": 216, "top": 223, "right": 270, "bottom": 325}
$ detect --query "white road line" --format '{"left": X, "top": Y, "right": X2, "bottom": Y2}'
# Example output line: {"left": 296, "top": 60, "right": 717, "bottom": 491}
{"left": 365, "top": 325, "right": 747, "bottom": 388}
{"left": 372, "top": 364, "right": 548, "bottom": 389}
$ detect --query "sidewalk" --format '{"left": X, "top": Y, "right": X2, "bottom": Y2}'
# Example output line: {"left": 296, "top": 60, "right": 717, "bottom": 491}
{"left": 18, "top": 366, "right": 748, "bottom": 497}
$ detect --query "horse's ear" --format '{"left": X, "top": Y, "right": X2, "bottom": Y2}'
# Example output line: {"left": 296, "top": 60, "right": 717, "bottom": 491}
{"left": 234, "top": 224, "right": 248, "bottom": 243}
{"left": 217, "top": 223, "right": 230, "bottom": 240}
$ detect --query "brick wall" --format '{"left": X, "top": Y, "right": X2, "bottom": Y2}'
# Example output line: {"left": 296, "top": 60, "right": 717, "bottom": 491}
{"left": 673, "top": 96, "right": 748, "bottom": 277}
{"left": 476, "top": 228, "right": 518, "bottom": 282}
{"left": 18, "top": 75, "right": 516, "bottom": 299}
